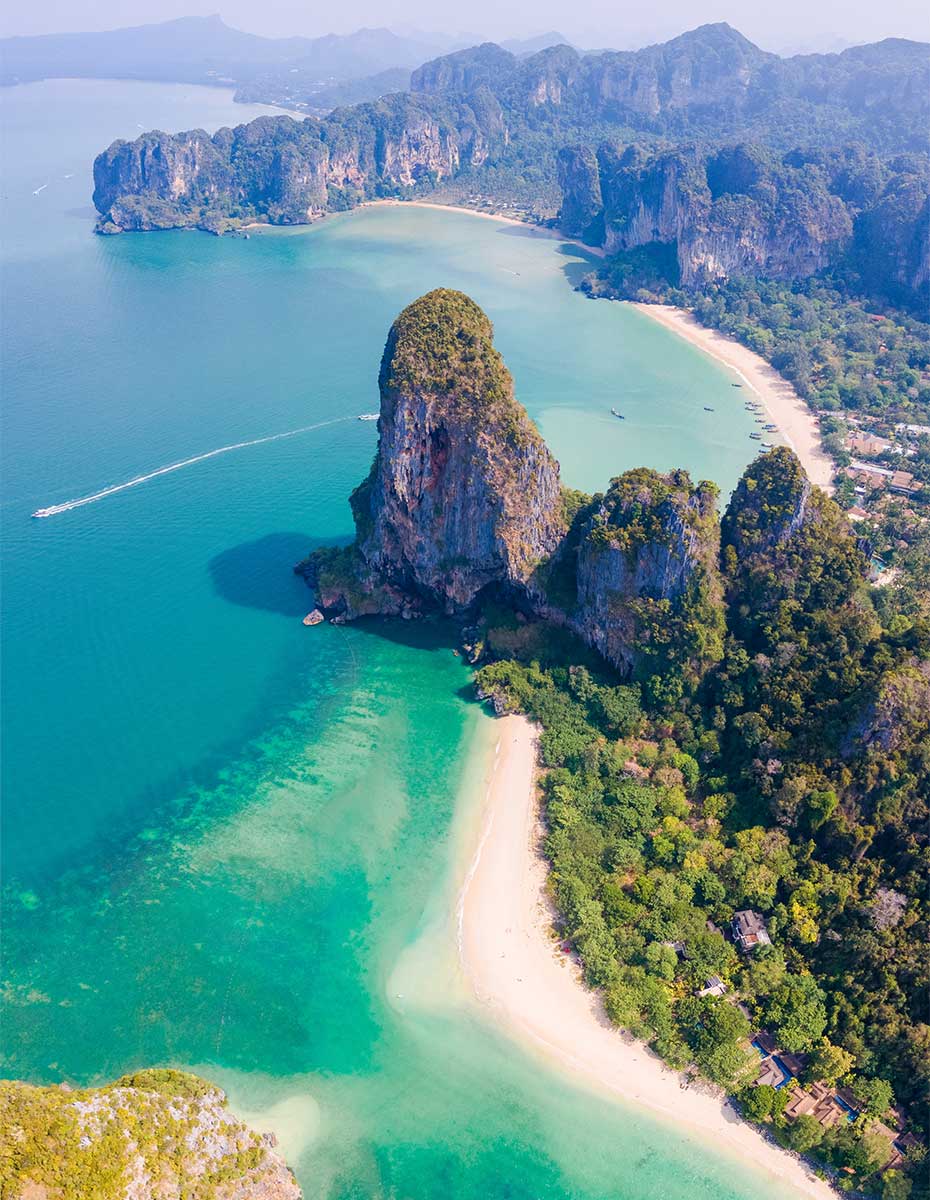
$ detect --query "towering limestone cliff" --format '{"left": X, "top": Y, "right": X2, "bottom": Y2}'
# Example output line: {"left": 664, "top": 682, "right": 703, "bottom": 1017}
{"left": 93, "top": 93, "right": 504, "bottom": 233}
{"left": 559, "top": 142, "right": 856, "bottom": 284}
{"left": 305, "top": 290, "right": 735, "bottom": 689}
{"left": 0, "top": 1069, "right": 301, "bottom": 1199}
{"left": 311, "top": 290, "right": 565, "bottom": 616}
{"left": 557, "top": 142, "right": 929, "bottom": 300}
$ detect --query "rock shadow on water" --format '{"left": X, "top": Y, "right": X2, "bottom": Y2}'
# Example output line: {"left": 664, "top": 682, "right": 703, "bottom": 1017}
{"left": 209, "top": 532, "right": 342, "bottom": 618}
{"left": 555, "top": 242, "right": 602, "bottom": 289}
{"left": 207, "top": 532, "right": 477, "bottom": 667}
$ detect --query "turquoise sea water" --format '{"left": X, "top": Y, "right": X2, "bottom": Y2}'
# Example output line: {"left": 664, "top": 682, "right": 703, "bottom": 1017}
{"left": 2, "top": 80, "right": 791, "bottom": 1199}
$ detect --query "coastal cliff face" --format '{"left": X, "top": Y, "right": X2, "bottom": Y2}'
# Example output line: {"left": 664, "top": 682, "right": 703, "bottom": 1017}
{"left": 91, "top": 24, "right": 928, "bottom": 239}
{"left": 556, "top": 146, "right": 603, "bottom": 241}
{"left": 571, "top": 469, "right": 724, "bottom": 688}
{"left": 93, "top": 95, "right": 504, "bottom": 233}
{"left": 314, "top": 290, "right": 565, "bottom": 616}
{"left": 559, "top": 143, "right": 853, "bottom": 286}
{"left": 0, "top": 1069, "right": 301, "bottom": 1200}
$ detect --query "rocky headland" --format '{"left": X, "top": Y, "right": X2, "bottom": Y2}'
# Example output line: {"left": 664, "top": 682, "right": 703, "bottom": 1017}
{"left": 0, "top": 1069, "right": 301, "bottom": 1200}
{"left": 297, "top": 288, "right": 837, "bottom": 696}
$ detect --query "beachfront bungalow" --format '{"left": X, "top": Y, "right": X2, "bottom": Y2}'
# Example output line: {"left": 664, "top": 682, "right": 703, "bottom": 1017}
{"left": 731, "top": 910, "right": 771, "bottom": 952}
{"left": 783, "top": 1080, "right": 847, "bottom": 1129}
{"left": 749, "top": 1032, "right": 802, "bottom": 1090}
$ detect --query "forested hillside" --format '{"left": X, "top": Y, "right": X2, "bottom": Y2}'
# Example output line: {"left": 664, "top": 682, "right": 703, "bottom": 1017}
{"left": 474, "top": 449, "right": 929, "bottom": 1197}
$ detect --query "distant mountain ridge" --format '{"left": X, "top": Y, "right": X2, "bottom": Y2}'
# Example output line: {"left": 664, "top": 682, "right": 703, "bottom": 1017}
{"left": 5, "top": 17, "right": 928, "bottom": 137}
{"left": 410, "top": 23, "right": 930, "bottom": 149}
{"left": 0, "top": 15, "right": 460, "bottom": 104}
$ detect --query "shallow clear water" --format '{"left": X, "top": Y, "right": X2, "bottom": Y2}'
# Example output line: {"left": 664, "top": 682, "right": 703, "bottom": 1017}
{"left": 1, "top": 80, "right": 789, "bottom": 1199}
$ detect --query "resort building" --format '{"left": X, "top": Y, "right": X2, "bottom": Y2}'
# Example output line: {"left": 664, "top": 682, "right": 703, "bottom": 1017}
{"left": 847, "top": 463, "right": 923, "bottom": 496}
{"left": 848, "top": 432, "right": 893, "bottom": 456}
{"left": 782, "top": 1080, "right": 849, "bottom": 1129}
{"left": 731, "top": 910, "right": 771, "bottom": 952}
{"left": 698, "top": 975, "right": 727, "bottom": 998}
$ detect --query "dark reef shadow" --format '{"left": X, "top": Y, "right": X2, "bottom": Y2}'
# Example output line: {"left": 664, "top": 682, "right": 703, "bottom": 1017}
{"left": 208, "top": 532, "right": 345, "bottom": 617}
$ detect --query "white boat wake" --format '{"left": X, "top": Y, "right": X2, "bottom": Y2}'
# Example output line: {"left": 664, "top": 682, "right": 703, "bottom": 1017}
{"left": 32, "top": 183, "right": 48, "bottom": 195}
{"left": 31, "top": 416, "right": 354, "bottom": 518}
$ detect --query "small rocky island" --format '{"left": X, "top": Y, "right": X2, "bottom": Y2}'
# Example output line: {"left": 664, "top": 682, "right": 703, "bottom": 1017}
{"left": 0, "top": 1069, "right": 301, "bottom": 1200}
{"left": 300, "top": 288, "right": 842, "bottom": 695}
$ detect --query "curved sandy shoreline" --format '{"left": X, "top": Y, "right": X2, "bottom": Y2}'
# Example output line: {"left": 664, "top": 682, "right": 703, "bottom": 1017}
{"left": 459, "top": 715, "right": 837, "bottom": 1199}
{"left": 629, "top": 303, "right": 834, "bottom": 491}
{"left": 364, "top": 198, "right": 606, "bottom": 259}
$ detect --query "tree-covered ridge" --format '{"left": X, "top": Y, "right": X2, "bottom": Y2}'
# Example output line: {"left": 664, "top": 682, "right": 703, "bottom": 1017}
{"left": 565, "top": 469, "right": 725, "bottom": 702}
{"left": 474, "top": 448, "right": 929, "bottom": 1197}
{"left": 0, "top": 1069, "right": 301, "bottom": 1200}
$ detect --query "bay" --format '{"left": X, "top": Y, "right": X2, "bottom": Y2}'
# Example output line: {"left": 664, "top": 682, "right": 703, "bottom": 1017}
{"left": 1, "top": 79, "right": 786, "bottom": 1200}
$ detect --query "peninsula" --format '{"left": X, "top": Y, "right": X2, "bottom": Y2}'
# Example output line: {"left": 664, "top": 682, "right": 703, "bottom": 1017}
{"left": 300, "top": 289, "right": 929, "bottom": 1197}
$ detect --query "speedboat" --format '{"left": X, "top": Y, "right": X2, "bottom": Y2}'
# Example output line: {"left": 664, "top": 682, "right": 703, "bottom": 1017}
{"left": 610, "top": 408, "right": 625, "bottom": 419}
{"left": 357, "top": 413, "right": 378, "bottom": 421}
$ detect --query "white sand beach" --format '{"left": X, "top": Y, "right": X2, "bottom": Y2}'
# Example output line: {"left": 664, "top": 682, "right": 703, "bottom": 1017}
{"left": 366, "top": 198, "right": 606, "bottom": 257}
{"left": 459, "top": 715, "right": 837, "bottom": 1200}
{"left": 630, "top": 303, "right": 834, "bottom": 491}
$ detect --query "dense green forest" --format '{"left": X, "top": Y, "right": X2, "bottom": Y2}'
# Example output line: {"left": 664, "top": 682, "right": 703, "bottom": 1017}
{"left": 475, "top": 451, "right": 929, "bottom": 1197}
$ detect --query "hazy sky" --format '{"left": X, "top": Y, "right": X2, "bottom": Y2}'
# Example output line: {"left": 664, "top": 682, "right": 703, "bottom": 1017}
{"left": 1, "top": 0, "right": 927, "bottom": 51}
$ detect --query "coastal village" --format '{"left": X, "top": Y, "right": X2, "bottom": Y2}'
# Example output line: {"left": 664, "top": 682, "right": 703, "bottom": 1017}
{"left": 708, "top": 905, "right": 927, "bottom": 1184}
{"left": 832, "top": 417, "right": 928, "bottom": 588}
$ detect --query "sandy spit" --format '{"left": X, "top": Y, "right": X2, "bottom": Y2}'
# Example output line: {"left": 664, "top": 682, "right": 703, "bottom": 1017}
{"left": 629, "top": 303, "right": 833, "bottom": 490}
{"left": 458, "top": 714, "right": 837, "bottom": 1200}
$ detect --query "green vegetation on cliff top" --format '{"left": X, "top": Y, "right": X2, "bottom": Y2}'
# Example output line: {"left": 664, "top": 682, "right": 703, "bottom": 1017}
{"left": 380, "top": 288, "right": 540, "bottom": 448}
{"left": 0, "top": 1069, "right": 297, "bottom": 1200}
